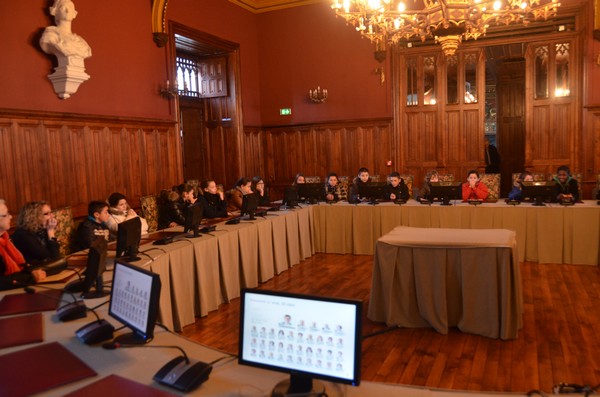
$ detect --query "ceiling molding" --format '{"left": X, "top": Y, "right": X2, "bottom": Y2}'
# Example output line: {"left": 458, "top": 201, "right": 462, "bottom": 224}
{"left": 229, "top": 0, "right": 325, "bottom": 13}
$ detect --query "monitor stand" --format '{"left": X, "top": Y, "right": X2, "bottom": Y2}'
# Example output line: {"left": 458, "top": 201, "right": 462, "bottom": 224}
{"left": 113, "top": 331, "right": 150, "bottom": 345}
{"left": 533, "top": 196, "right": 546, "bottom": 206}
{"left": 440, "top": 197, "right": 452, "bottom": 206}
{"left": 271, "top": 374, "right": 326, "bottom": 397}
{"left": 82, "top": 276, "right": 110, "bottom": 299}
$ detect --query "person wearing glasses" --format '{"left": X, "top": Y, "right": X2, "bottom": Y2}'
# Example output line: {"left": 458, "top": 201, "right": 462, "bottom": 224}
{"left": 12, "top": 201, "right": 61, "bottom": 264}
{"left": 0, "top": 199, "right": 47, "bottom": 290}
{"left": 251, "top": 176, "right": 271, "bottom": 206}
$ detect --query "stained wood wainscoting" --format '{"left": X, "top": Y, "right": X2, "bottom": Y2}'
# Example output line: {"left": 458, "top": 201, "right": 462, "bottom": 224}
{"left": 242, "top": 118, "right": 395, "bottom": 199}
{"left": 0, "top": 109, "right": 182, "bottom": 217}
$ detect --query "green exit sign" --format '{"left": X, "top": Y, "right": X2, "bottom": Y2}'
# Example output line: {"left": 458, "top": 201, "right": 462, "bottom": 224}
{"left": 280, "top": 108, "right": 292, "bottom": 116}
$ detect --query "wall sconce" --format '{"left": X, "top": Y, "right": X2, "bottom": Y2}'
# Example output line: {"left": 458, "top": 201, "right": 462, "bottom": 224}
{"left": 308, "top": 86, "right": 328, "bottom": 103}
{"left": 160, "top": 80, "right": 178, "bottom": 99}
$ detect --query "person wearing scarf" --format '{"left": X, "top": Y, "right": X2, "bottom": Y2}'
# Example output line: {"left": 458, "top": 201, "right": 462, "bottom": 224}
{"left": 0, "top": 199, "right": 46, "bottom": 290}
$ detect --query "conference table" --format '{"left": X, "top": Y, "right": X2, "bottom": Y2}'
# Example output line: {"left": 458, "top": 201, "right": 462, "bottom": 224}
{"left": 367, "top": 226, "right": 522, "bottom": 340}
{"left": 312, "top": 200, "right": 600, "bottom": 265}
{"left": 0, "top": 288, "right": 531, "bottom": 397}
{"left": 67, "top": 207, "right": 314, "bottom": 332}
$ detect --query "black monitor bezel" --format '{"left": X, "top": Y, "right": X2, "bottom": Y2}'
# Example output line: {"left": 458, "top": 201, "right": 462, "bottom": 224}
{"left": 429, "top": 181, "right": 462, "bottom": 202}
{"left": 108, "top": 260, "right": 162, "bottom": 344}
{"left": 521, "top": 180, "right": 556, "bottom": 203}
{"left": 241, "top": 193, "right": 260, "bottom": 219}
{"left": 358, "top": 182, "right": 387, "bottom": 201}
{"left": 296, "top": 183, "right": 324, "bottom": 203}
{"left": 115, "top": 216, "right": 142, "bottom": 260}
{"left": 183, "top": 203, "right": 203, "bottom": 237}
{"left": 238, "top": 288, "right": 362, "bottom": 388}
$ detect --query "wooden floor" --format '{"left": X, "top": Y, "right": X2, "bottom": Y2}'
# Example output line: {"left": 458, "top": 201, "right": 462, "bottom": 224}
{"left": 180, "top": 253, "right": 600, "bottom": 394}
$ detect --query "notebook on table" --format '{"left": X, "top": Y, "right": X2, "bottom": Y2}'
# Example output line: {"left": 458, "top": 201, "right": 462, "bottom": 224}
{"left": 0, "top": 341, "right": 97, "bottom": 397}
{"left": 0, "top": 313, "right": 43, "bottom": 349}
{"left": 0, "top": 289, "right": 61, "bottom": 316}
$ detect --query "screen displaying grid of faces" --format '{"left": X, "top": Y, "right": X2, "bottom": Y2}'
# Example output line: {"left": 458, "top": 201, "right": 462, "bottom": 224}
{"left": 110, "top": 263, "right": 153, "bottom": 332}
{"left": 241, "top": 291, "right": 359, "bottom": 381}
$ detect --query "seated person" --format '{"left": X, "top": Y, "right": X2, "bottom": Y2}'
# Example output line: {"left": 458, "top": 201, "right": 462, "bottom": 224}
{"left": 553, "top": 165, "right": 579, "bottom": 202}
{"left": 159, "top": 184, "right": 197, "bottom": 229}
{"left": 508, "top": 171, "right": 534, "bottom": 201}
{"left": 323, "top": 172, "right": 341, "bottom": 202}
{"left": 385, "top": 172, "right": 409, "bottom": 202}
{"left": 158, "top": 190, "right": 185, "bottom": 229}
{"left": 0, "top": 199, "right": 46, "bottom": 290}
{"left": 227, "top": 177, "right": 253, "bottom": 212}
{"left": 293, "top": 173, "right": 306, "bottom": 186}
{"left": 348, "top": 167, "right": 371, "bottom": 203}
{"left": 462, "top": 170, "right": 489, "bottom": 201}
{"left": 12, "top": 201, "right": 61, "bottom": 264}
{"left": 415, "top": 170, "right": 439, "bottom": 202}
{"left": 251, "top": 176, "right": 271, "bottom": 206}
{"left": 198, "top": 179, "right": 228, "bottom": 218}
{"left": 105, "top": 192, "right": 149, "bottom": 238}
{"left": 72, "top": 201, "right": 110, "bottom": 252}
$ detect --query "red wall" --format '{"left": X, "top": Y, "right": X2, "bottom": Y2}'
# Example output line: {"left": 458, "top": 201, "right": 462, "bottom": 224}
{"left": 0, "top": 1, "right": 171, "bottom": 119}
{"left": 256, "top": 3, "right": 391, "bottom": 125}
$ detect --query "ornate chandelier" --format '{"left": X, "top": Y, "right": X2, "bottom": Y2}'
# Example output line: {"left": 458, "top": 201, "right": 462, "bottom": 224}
{"left": 331, "top": 0, "right": 561, "bottom": 56}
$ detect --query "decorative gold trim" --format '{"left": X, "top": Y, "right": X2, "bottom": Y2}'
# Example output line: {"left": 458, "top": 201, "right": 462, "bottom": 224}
{"left": 151, "top": 0, "right": 169, "bottom": 47}
{"left": 228, "top": 0, "right": 323, "bottom": 13}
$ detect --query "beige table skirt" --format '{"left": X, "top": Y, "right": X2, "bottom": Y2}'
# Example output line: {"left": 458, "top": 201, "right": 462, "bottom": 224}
{"left": 312, "top": 201, "right": 600, "bottom": 265}
{"left": 367, "top": 227, "right": 523, "bottom": 339}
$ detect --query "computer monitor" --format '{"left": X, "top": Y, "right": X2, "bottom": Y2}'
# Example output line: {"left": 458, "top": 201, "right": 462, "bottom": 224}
{"left": 282, "top": 187, "right": 299, "bottom": 208}
{"left": 430, "top": 181, "right": 462, "bottom": 205}
{"left": 241, "top": 193, "right": 260, "bottom": 220}
{"left": 81, "top": 237, "right": 108, "bottom": 299}
{"left": 521, "top": 181, "right": 556, "bottom": 206}
{"left": 183, "top": 203, "right": 203, "bottom": 237}
{"left": 358, "top": 182, "right": 387, "bottom": 204}
{"left": 108, "top": 260, "right": 162, "bottom": 345}
{"left": 239, "top": 289, "right": 362, "bottom": 397}
{"left": 115, "top": 216, "right": 142, "bottom": 262}
{"left": 297, "top": 183, "right": 323, "bottom": 204}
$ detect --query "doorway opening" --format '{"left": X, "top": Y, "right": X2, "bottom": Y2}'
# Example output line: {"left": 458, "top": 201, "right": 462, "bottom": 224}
{"left": 485, "top": 44, "right": 526, "bottom": 196}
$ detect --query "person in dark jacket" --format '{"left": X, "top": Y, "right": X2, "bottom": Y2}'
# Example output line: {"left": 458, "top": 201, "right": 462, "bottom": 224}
{"left": 72, "top": 200, "right": 110, "bottom": 252}
{"left": 385, "top": 172, "right": 409, "bottom": 202}
{"left": 553, "top": 165, "right": 580, "bottom": 202}
{"left": 251, "top": 176, "right": 271, "bottom": 206}
{"left": 12, "top": 201, "right": 61, "bottom": 264}
{"left": 348, "top": 167, "right": 371, "bottom": 203}
{"left": 484, "top": 136, "right": 501, "bottom": 173}
{"left": 198, "top": 179, "right": 228, "bottom": 218}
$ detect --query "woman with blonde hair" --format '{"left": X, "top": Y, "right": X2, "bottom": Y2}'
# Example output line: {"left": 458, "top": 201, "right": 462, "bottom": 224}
{"left": 12, "top": 201, "right": 61, "bottom": 264}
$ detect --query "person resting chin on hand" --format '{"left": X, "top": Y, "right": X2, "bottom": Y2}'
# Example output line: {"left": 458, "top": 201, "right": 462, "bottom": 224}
{"left": 461, "top": 170, "right": 489, "bottom": 201}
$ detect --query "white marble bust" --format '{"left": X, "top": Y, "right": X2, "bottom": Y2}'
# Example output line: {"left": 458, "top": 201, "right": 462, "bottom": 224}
{"left": 40, "top": 0, "right": 91, "bottom": 60}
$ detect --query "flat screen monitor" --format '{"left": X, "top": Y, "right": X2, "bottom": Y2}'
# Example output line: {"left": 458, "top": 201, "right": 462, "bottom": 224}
{"left": 116, "top": 216, "right": 142, "bottom": 262}
{"left": 183, "top": 203, "right": 203, "bottom": 237}
{"left": 241, "top": 193, "right": 260, "bottom": 220}
{"left": 82, "top": 237, "right": 108, "bottom": 299}
{"left": 297, "top": 183, "right": 323, "bottom": 204}
{"left": 521, "top": 181, "right": 556, "bottom": 206}
{"left": 430, "top": 181, "right": 462, "bottom": 205}
{"left": 358, "top": 182, "right": 387, "bottom": 204}
{"left": 239, "top": 289, "right": 362, "bottom": 397}
{"left": 108, "top": 260, "right": 162, "bottom": 345}
{"left": 282, "top": 187, "right": 299, "bottom": 208}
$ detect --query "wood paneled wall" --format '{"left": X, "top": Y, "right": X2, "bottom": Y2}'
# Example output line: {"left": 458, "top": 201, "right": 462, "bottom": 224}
{"left": 0, "top": 109, "right": 181, "bottom": 218}
{"left": 242, "top": 119, "right": 394, "bottom": 196}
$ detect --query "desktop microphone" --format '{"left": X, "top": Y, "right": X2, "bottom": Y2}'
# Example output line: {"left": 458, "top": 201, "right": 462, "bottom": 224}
{"left": 101, "top": 342, "right": 213, "bottom": 392}
{"left": 23, "top": 285, "right": 87, "bottom": 322}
